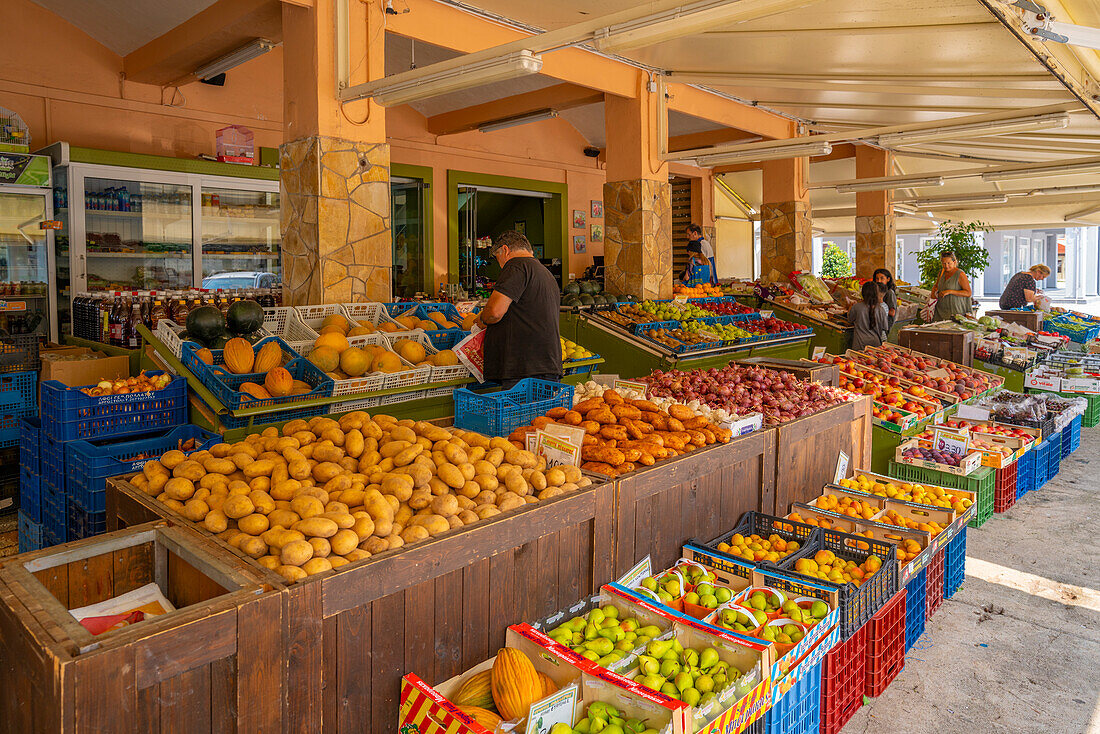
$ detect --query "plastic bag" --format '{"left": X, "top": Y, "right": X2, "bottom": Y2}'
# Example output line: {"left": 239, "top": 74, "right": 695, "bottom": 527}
{"left": 920, "top": 299, "right": 937, "bottom": 322}
{"left": 453, "top": 329, "right": 485, "bottom": 383}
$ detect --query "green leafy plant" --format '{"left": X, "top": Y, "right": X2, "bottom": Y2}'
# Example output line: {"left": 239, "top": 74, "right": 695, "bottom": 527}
{"left": 821, "top": 242, "right": 852, "bottom": 278}
{"left": 913, "top": 220, "right": 992, "bottom": 288}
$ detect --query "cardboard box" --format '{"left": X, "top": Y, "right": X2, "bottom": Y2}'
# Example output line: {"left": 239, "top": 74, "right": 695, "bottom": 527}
{"left": 40, "top": 348, "right": 130, "bottom": 387}
{"left": 894, "top": 438, "right": 982, "bottom": 477}
{"left": 1059, "top": 376, "right": 1100, "bottom": 395}
{"left": 1025, "top": 369, "right": 1061, "bottom": 392}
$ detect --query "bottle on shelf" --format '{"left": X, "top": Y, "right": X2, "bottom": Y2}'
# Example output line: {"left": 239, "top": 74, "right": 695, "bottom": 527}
{"left": 125, "top": 295, "right": 143, "bottom": 349}
{"left": 173, "top": 291, "right": 190, "bottom": 327}
{"left": 108, "top": 292, "right": 125, "bottom": 347}
{"left": 150, "top": 294, "right": 169, "bottom": 330}
{"left": 98, "top": 293, "right": 111, "bottom": 343}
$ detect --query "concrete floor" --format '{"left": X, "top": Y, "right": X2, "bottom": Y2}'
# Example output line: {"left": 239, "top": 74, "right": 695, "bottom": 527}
{"left": 846, "top": 424, "right": 1100, "bottom": 734}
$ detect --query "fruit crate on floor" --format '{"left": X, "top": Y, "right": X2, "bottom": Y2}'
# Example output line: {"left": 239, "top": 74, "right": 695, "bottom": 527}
{"left": 704, "top": 511, "right": 820, "bottom": 560}
{"left": 1033, "top": 436, "right": 1053, "bottom": 489}
{"left": 452, "top": 379, "right": 574, "bottom": 437}
{"left": 994, "top": 460, "right": 1017, "bottom": 513}
{"left": 0, "top": 332, "right": 40, "bottom": 374}
{"left": 925, "top": 547, "right": 945, "bottom": 619}
{"left": 1047, "top": 431, "right": 1062, "bottom": 480}
{"left": 820, "top": 620, "right": 868, "bottom": 734}
{"left": 0, "top": 370, "right": 38, "bottom": 448}
{"left": 1084, "top": 394, "right": 1100, "bottom": 428}
{"left": 66, "top": 425, "right": 220, "bottom": 514}
{"left": 19, "top": 415, "right": 39, "bottom": 476}
{"left": 1015, "top": 448, "right": 1035, "bottom": 498}
{"left": 865, "top": 589, "right": 906, "bottom": 697}
{"left": 19, "top": 464, "right": 39, "bottom": 522}
{"left": 904, "top": 568, "right": 927, "bottom": 652}
{"left": 17, "top": 511, "right": 43, "bottom": 553}
{"left": 39, "top": 373, "right": 188, "bottom": 442}
{"left": 40, "top": 479, "right": 67, "bottom": 545}
{"left": 944, "top": 526, "right": 967, "bottom": 599}
{"left": 886, "top": 461, "right": 994, "bottom": 529}
{"left": 775, "top": 526, "right": 899, "bottom": 640}
{"left": 1061, "top": 414, "right": 1082, "bottom": 458}
{"left": 181, "top": 337, "right": 331, "bottom": 411}
{"left": 763, "top": 659, "right": 822, "bottom": 734}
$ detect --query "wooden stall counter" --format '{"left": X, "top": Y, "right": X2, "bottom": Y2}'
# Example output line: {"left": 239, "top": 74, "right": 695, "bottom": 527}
{"left": 0, "top": 521, "right": 284, "bottom": 734}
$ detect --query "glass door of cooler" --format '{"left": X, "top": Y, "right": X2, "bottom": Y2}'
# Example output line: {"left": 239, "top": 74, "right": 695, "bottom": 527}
{"left": 76, "top": 176, "right": 193, "bottom": 293}
{"left": 0, "top": 190, "right": 53, "bottom": 338}
{"left": 199, "top": 184, "right": 280, "bottom": 289}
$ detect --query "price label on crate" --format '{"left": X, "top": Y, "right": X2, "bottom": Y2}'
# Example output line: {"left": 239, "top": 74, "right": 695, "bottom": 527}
{"left": 535, "top": 429, "right": 582, "bottom": 467}
{"left": 1004, "top": 346, "right": 1032, "bottom": 363}
{"left": 933, "top": 428, "right": 970, "bottom": 456}
{"left": 759, "top": 310, "right": 773, "bottom": 319}
{"left": 812, "top": 346, "right": 827, "bottom": 360}
{"left": 525, "top": 684, "right": 578, "bottom": 734}
{"left": 834, "top": 451, "right": 849, "bottom": 483}
{"left": 613, "top": 379, "right": 648, "bottom": 397}
{"left": 956, "top": 404, "right": 990, "bottom": 422}
{"left": 617, "top": 555, "right": 653, "bottom": 588}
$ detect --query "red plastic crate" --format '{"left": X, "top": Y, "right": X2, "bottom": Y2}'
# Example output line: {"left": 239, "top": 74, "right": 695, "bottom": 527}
{"left": 925, "top": 547, "right": 945, "bottom": 619}
{"left": 865, "top": 588, "right": 906, "bottom": 698}
{"left": 820, "top": 619, "right": 868, "bottom": 734}
{"left": 994, "top": 461, "right": 1017, "bottom": 513}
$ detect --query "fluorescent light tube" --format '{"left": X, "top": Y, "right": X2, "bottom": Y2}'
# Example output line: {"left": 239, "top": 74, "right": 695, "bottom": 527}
{"left": 1030, "top": 183, "right": 1100, "bottom": 196}
{"left": 195, "top": 39, "right": 275, "bottom": 80}
{"left": 695, "top": 141, "right": 832, "bottom": 166}
{"left": 478, "top": 109, "right": 558, "bottom": 133}
{"left": 893, "top": 204, "right": 918, "bottom": 214}
{"left": 910, "top": 195, "right": 1009, "bottom": 208}
{"left": 836, "top": 176, "right": 945, "bottom": 194}
{"left": 982, "top": 158, "right": 1100, "bottom": 182}
{"left": 876, "top": 112, "right": 1069, "bottom": 147}
{"left": 371, "top": 51, "right": 543, "bottom": 107}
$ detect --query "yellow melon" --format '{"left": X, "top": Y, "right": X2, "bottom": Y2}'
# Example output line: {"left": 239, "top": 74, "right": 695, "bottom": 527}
{"left": 433, "top": 349, "right": 459, "bottom": 367}
{"left": 347, "top": 326, "right": 373, "bottom": 337}
{"left": 395, "top": 315, "right": 419, "bottom": 330}
{"left": 321, "top": 313, "right": 349, "bottom": 333}
{"left": 372, "top": 351, "right": 404, "bottom": 373}
{"left": 315, "top": 332, "right": 349, "bottom": 353}
{"left": 416, "top": 319, "right": 439, "bottom": 331}
{"left": 377, "top": 322, "right": 399, "bottom": 333}
{"left": 441, "top": 320, "right": 459, "bottom": 329}
{"left": 308, "top": 345, "right": 340, "bottom": 373}
{"left": 461, "top": 313, "right": 479, "bottom": 330}
{"left": 319, "top": 324, "right": 346, "bottom": 336}
{"left": 397, "top": 339, "right": 426, "bottom": 364}
{"left": 340, "top": 347, "right": 370, "bottom": 377}
{"left": 427, "top": 311, "right": 449, "bottom": 326}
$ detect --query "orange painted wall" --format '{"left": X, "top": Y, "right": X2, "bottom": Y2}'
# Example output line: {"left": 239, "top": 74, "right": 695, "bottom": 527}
{"left": 3, "top": 0, "right": 713, "bottom": 290}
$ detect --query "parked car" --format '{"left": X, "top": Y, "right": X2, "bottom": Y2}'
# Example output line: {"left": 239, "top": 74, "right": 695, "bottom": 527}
{"left": 202, "top": 271, "right": 279, "bottom": 290}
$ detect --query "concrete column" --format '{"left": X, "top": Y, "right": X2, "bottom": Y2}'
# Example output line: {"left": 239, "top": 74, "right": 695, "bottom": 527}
{"left": 602, "top": 90, "right": 673, "bottom": 300}
{"left": 760, "top": 158, "right": 813, "bottom": 283}
{"left": 279, "top": 0, "right": 392, "bottom": 305}
{"left": 854, "top": 146, "right": 896, "bottom": 279}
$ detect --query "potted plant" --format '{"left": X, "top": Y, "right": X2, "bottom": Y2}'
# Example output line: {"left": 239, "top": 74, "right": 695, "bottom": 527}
{"left": 913, "top": 220, "right": 992, "bottom": 288}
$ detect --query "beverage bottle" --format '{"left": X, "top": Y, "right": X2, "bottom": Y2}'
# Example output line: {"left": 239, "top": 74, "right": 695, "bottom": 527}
{"left": 98, "top": 294, "right": 111, "bottom": 343}
{"left": 150, "top": 295, "right": 169, "bottom": 329}
{"left": 140, "top": 291, "right": 153, "bottom": 329}
{"left": 108, "top": 293, "right": 124, "bottom": 347}
{"left": 173, "top": 292, "right": 190, "bottom": 327}
{"left": 216, "top": 292, "right": 230, "bottom": 316}
{"left": 126, "top": 297, "right": 142, "bottom": 349}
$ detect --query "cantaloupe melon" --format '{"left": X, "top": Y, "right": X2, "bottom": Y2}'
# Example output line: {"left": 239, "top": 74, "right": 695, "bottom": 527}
{"left": 397, "top": 339, "right": 426, "bottom": 364}
{"left": 372, "top": 351, "right": 404, "bottom": 373}
{"left": 308, "top": 345, "right": 340, "bottom": 373}
{"left": 395, "top": 315, "right": 419, "bottom": 330}
{"left": 347, "top": 326, "right": 373, "bottom": 337}
{"left": 461, "top": 313, "right": 479, "bottom": 330}
{"left": 427, "top": 311, "right": 449, "bottom": 326}
{"left": 339, "top": 347, "right": 370, "bottom": 377}
{"left": 319, "top": 324, "right": 346, "bottom": 336}
{"left": 377, "top": 322, "right": 399, "bottom": 333}
{"left": 321, "top": 313, "right": 349, "bottom": 333}
{"left": 416, "top": 319, "right": 438, "bottom": 330}
{"left": 432, "top": 349, "right": 459, "bottom": 367}
{"left": 315, "top": 332, "right": 349, "bottom": 353}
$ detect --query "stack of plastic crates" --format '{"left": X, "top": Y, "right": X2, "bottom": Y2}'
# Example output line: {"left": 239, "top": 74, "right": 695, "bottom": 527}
{"left": 763, "top": 659, "right": 822, "bottom": 734}
{"left": 453, "top": 379, "right": 574, "bottom": 437}
{"left": 887, "top": 461, "right": 995, "bottom": 529}
{"left": 1061, "top": 414, "right": 1082, "bottom": 458}
{"left": 820, "top": 620, "right": 868, "bottom": 733}
{"left": 17, "top": 417, "right": 42, "bottom": 551}
{"left": 1033, "top": 436, "right": 1054, "bottom": 489}
{"left": 944, "top": 527, "right": 968, "bottom": 599}
{"left": 925, "top": 548, "right": 945, "bottom": 619}
{"left": 1047, "top": 430, "right": 1063, "bottom": 482}
{"left": 993, "top": 460, "right": 1017, "bottom": 513}
{"left": 904, "top": 567, "right": 927, "bottom": 652}
{"left": 865, "top": 589, "right": 906, "bottom": 697}
{"left": 1015, "top": 446, "right": 1035, "bottom": 499}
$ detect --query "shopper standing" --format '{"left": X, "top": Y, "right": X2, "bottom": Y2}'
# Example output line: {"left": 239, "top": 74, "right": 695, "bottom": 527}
{"left": 930, "top": 251, "right": 973, "bottom": 322}
{"left": 999, "top": 264, "right": 1051, "bottom": 309}
{"left": 687, "top": 224, "right": 717, "bottom": 284}
{"left": 873, "top": 267, "right": 898, "bottom": 330}
{"left": 680, "top": 240, "right": 712, "bottom": 286}
{"left": 848, "top": 281, "right": 889, "bottom": 350}
{"left": 477, "top": 230, "right": 562, "bottom": 389}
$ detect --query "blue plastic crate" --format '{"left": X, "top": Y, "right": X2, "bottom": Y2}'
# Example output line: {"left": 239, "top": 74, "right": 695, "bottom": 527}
{"left": 764, "top": 659, "right": 822, "bottom": 734}
{"left": 0, "top": 333, "right": 39, "bottom": 374}
{"left": 18, "top": 511, "right": 43, "bottom": 553}
{"left": 40, "top": 480, "right": 67, "bottom": 544}
{"left": 19, "top": 465, "right": 40, "bottom": 522}
{"left": 66, "top": 425, "right": 220, "bottom": 514}
{"left": 40, "top": 431, "right": 67, "bottom": 501}
{"left": 1047, "top": 432, "right": 1062, "bottom": 480}
{"left": 944, "top": 527, "right": 967, "bottom": 599}
{"left": 181, "top": 337, "right": 332, "bottom": 412}
{"left": 40, "top": 372, "right": 188, "bottom": 442}
{"left": 1016, "top": 448, "right": 1034, "bottom": 498}
{"left": 68, "top": 499, "right": 107, "bottom": 541}
{"left": 904, "top": 568, "right": 927, "bottom": 652}
{"left": 426, "top": 329, "right": 469, "bottom": 350}
{"left": 453, "top": 379, "right": 574, "bottom": 437}
{"left": 1045, "top": 315, "right": 1100, "bottom": 342}
{"left": 1061, "top": 415, "right": 1081, "bottom": 458}
{"left": 0, "top": 370, "right": 37, "bottom": 411}
{"left": 1033, "top": 438, "right": 1052, "bottom": 488}
{"left": 19, "top": 416, "right": 40, "bottom": 476}
{"left": 218, "top": 402, "right": 326, "bottom": 430}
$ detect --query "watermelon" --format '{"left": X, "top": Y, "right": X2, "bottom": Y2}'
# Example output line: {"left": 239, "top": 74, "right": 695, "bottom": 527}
{"left": 564, "top": 281, "right": 582, "bottom": 296}
{"left": 562, "top": 294, "right": 582, "bottom": 307}
{"left": 579, "top": 294, "right": 595, "bottom": 306}
{"left": 226, "top": 299, "right": 265, "bottom": 335}
{"left": 579, "top": 280, "right": 600, "bottom": 295}
{"left": 187, "top": 306, "right": 226, "bottom": 345}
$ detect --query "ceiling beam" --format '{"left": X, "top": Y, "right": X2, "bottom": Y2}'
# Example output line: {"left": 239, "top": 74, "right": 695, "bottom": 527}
{"left": 425, "top": 83, "right": 603, "bottom": 136}
{"left": 710, "top": 143, "right": 856, "bottom": 174}
{"left": 668, "top": 128, "right": 761, "bottom": 152}
{"left": 123, "top": 0, "right": 282, "bottom": 86}
{"left": 665, "top": 74, "right": 1070, "bottom": 100}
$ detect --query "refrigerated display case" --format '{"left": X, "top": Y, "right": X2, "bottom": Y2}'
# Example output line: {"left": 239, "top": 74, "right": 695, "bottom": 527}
{"left": 0, "top": 153, "right": 56, "bottom": 340}
{"left": 41, "top": 143, "right": 279, "bottom": 336}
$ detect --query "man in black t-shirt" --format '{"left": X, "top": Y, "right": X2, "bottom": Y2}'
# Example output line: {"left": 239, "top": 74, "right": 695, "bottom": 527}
{"left": 476, "top": 231, "right": 562, "bottom": 388}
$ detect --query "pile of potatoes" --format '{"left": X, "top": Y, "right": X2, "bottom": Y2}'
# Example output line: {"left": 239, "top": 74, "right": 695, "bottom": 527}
{"left": 131, "top": 412, "right": 592, "bottom": 582}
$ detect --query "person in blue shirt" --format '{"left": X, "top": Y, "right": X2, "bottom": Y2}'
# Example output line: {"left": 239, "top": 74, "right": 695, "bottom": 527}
{"left": 687, "top": 223, "right": 717, "bottom": 284}
{"left": 681, "top": 240, "right": 711, "bottom": 286}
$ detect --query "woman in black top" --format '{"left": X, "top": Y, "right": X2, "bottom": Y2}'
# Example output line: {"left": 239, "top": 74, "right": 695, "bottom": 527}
{"left": 873, "top": 268, "right": 897, "bottom": 330}
{"left": 999, "top": 264, "right": 1051, "bottom": 309}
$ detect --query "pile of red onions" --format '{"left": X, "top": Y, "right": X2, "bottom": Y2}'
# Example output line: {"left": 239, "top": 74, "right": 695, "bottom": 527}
{"left": 642, "top": 365, "right": 849, "bottom": 425}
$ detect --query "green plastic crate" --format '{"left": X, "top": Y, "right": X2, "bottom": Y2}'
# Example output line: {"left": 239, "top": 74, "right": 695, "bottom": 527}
{"left": 1026, "top": 388, "right": 1100, "bottom": 429}
{"left": 886, "top": 461, "right": 995, "bottom": 529}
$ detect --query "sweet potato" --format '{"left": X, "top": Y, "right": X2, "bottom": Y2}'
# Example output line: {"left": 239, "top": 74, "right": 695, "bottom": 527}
{"left": 602, "top": 389, "right": 624, "bottom": 406}
{"left": 587, "top": 408, "right": 617, "bottom": 425}
{"left": 581, "top": 445, "right": 625, "bottom": 466}
{"left": 546, "top": 407, "right": 569, "bottom": 419}
{"left": 581, "top": 461, "right": 618, "bottom": 477}
{"left": 682, "top": 416, "right": 710, "bottom": 431}
{"left": 573, "top": 398, "right": 605, "bottom": 414}
{"left": 668, "top": 404, "right": 695, "bottom": 421}
{"left": 598, "top": 424, "right": 629, "bottom": 441}
{"left": 611, "top": 404, "right": 642, "bottom": 421}
{"left": 562, "top": 410, "right": 583, "bottom": 425}
{"left": 630, "top": 399, "right": 661, "bottom": 412}
{"left": 580, "top": 420, "right": 601, "bottom": 435}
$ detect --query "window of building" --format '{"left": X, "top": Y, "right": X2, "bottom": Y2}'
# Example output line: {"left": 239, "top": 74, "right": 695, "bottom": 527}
{"left": 1002, "top": 236, "right": 1015, "bottom": 288}
{"left": 896, "top": 236, "right": 904, "bottom": 280}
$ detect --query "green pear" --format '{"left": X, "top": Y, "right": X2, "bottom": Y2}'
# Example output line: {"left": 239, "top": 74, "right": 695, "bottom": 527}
{"left": 567, "top": 616, "right": 587, "bottom": 632}
{"left": 551, "top": 724, "right": 574, "bottom": 734}
{"left": 681, "top": 687, "right": 701, "bottom": 707}
{"left": 695, "top": 674, "right": 715, "bottom": 693}
{"left": 590, "top": 717, "right": 607, "bottom": 734}
{"left": 640, "top": 674, "right": 666, "bottom": 691}
{"left": 638, "top": 625, "right": 662, "bottom": 638}
{"left": 588, "top": 702, "right": 618, "bottom": 721}
{"left": 639, "top": 655, "right": 660, "bottom": 676}
{"left": 602, "top": 605, "right": 620, "bottom": 620}
{"left": 589, "top": 608, "right": 606, "bottom": 626}
{"left": 574, "top": 718, "right": 592, "bottom": 734}
{"left": 671, "top": 639, "right": 684, "bottom": 654}
{"left": 700, "top": 594, "right": 718, "bottom": 608}
{"left": 625, "top": 719, "right": 645, "bottom": 734}
{"left": 761, "top": 626, "right": 777, "bottom": 642}
{"left": 620, "top": 619, "right": 638, "bottom": 633}
{"left": 696, "top": 583, "right": 714, "bottom": 597}
{"left": 712, "top": 672, "right": 727, "bottom": 688}
{"left": 635, "top": 635, "right": 651, "bottom": 647}
{"left": 641, "top": 576, "right": 658, "bottom": 591}
{"left": 585, "top": 637, "right": 614, "bottom": 656}
{"left": 660, "top": 658, "right": 681, "bottom": 678}
{"left": 601, "top": 725, "right": 624, "bottom": 734}
{"left": 749, "top": 593, "right": 766, "bottom": 611}
{"left": 752, "top": 609, "right": 768, "bottom": 625}
{"left": 715, "top": 588, "right": 732, "bottom": 604}
{"left": 599, "top": 627, "right": 625, "bottom": 643}
{"left": 615, "top": 639, "right": 634, "bottom": 652}
{"left": 660, "top": 681, "right": 680, "bottom": 699}
{"left": 573, "top": 632, "right": 585, "bottom": 646}
{"left": 646, "top": 639, "right": 672, "bottom": 659}
{"left": 782, "top": 623, "right": 799, "bottom": 636}
{"left": 585, "top": 623, "right": 600, "bottom": 641}
{"left": 663, "top": 579, "right": 682, "bottom": 597}
{"left": 658, "top": 591, "right": 673, "bottom": 602}
{"left": 682, "top": 649, "right": 699, "bottom": 668}
{"left": 598, "top": 654, "right": 618, "bottom": 667}
{"left": 674, "top": 672, "right": 693, "bottom": 693}
{"left": 811, "top": 601, "right": 829, "bottom": 619}
{"left": 684, "top": 592, "right": 700, "bottom": 605}
{"left": 699, "top": 647, "right": 719, "bottom": 670}
{"left": 582, "top": 650, "right": 600, "bottom": 661}
{"left": 700, "top": 692, "right": 716, "bottom": 708}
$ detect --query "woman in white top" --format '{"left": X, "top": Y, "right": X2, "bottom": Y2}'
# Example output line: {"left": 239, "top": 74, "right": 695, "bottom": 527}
{"left": 687, "top": 223, "right": 716, "bottom": 284}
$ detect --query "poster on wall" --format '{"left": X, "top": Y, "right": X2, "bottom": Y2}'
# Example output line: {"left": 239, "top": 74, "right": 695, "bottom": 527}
{"left": 591, "top": 200, "right": 603, "bottom": 218}
{"left": 572, "top": 210, "right": 586, "bottom": 229}
{"left": 573, "top": 235, "right": 586, "bottom": 253}
{"left": 590, "top": 224, "right": 603, "bottom": 243}
{"left": 514, "top": 221, "right": 526, "bottom": 235}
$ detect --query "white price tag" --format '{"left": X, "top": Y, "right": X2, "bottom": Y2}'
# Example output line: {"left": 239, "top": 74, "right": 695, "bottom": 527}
{"left": 525, "top": 684, "right": 579, "bottom": 734}
{"left": 535, "top": 430, "right": 582, "bottom": 467}
{"left": 613, "top": 379, "right": 648, "bottom": 397}
{"left": 933, "top": 428, "right": 970, "bottom": 456}
{"left": 812, "top": 346, "right": 827, "bottom": 360}
{"left": 617, "top": 556, "right": 653, "bottom": 588}
{"left": 956, "top": 404, "right": 991, "bottom": 422}
{"left": 760, "top": 310, "right": 774, "bottom": 319}
{"left": 834, "top": 452, "right": 849, "bottom": 483}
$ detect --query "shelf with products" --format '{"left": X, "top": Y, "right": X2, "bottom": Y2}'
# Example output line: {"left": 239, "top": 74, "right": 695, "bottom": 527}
{"left": 201, "top": 252, "right": 279, "bottom": 259}
{"left": 86, "top": 251, "right": 191, "bottom": 259}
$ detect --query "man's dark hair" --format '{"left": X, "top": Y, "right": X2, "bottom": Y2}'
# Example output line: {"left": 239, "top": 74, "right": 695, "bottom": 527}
{"left": 491, "top": 230, "right": 533, "bottom": 254}
{"left": 686, "top": 223, "right": 703, "bottom": 236}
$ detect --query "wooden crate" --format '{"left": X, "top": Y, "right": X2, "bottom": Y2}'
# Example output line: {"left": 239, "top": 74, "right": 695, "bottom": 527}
{"left": 985, "top": 309, "right": 1042, "bottom": 331}
{"left": 771, "top": 396, "right": 873, "bottom": 516}
{"left": 612, "top": 429, "right": 776, "bottom": 579}
{"left": 107, "top": 476, "right": 616, "bottom": 733}
{"left": 0, "top": 521, "right": 283, "bottom": 734}
{"left": 736, "top": 356, "right": 840, "bottom": 385}
{"left": 898, "top": 328, "right": 974, "bottom": 367}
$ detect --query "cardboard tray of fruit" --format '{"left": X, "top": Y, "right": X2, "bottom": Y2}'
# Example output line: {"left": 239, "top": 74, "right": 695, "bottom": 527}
{"left": 829, "top": 355, "right": 946, "bottom": 423}
{"left": 832, "top": 470, "right": 976, "bottom": 545}
{"left": 935, "top": 417, "right": 1040, "bottom": 454}
{"left": 867, "top": 344, "right": 1005, "bottom": 397}
{"left": 916, "top": 426, "right": 1025, "bottom": 469}
{"left": 843, "top": 352, "right": 962, "bottom": 407}
{"left": 871, "top": 401, "right": 920, "bottom": 433}
{"left": 895, "top": 437, "right": 983, "bottom": 476}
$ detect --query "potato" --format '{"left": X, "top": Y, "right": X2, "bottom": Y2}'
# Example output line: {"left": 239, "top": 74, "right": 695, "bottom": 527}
{"left": 312, "top": 462, "right": 343, "bottom": 484}
{"left": 392, "top": 444, "right": 424, "bottom": 467}
{"left": 281, "top": 539, "right": 314, "bottom": 567}
{"left": 476, "top": 505, "right": 501, "bottom": 519}
{"left": 497, "top": 493, "right": 526, "bottom": 512}
{"left": 538, "top": 487, "right": 563, "bottom": 500}
{"left": 203, "top": 509, "right": 229, "bottom": 533}
{"left": 202, "top": 457, "right": 236, "bottom": 475}
{"left": 389, "top": 425, "right": 417, "bottom": 444}
{"left": 408, "top": 488, "right": 432, "bottom": 510}
{"left": 293, "top": 517, "right": 339, "bottom": 538}
{"left": 329, "top": 528, "right": 359, "bottom": 556}
{"left": 430, "top": 494, "right": 459, "bottom": 517}
{"left": 308, "top": 537, "right": 332, "bottom": 558}
{"left": 270, "top": 479, "right": 301, "bottom": 501}
{"left": 504, "top": 472, "right": 528, "bottom": 496}
{"left": 458, "top": 462, "right": 476, "bottom": 481}
{"left": 238, "top": 513, "right": 270, "bottom": 536}
{"left": 248, "top": 490, "right": 276, "bottom": 515}
{"left": 313, "top": 445, "right": 344, "bottom": 464}
{"left": 528, "top": 471, "right": 547, "bottom": 491}
{"left": 437, "top": 463, "right": 465, "bottom": 489}
{"left": 257, "top": 555, "right": 280, "bottom": 570}
{"left": 290, "top": 495, "right": 325, "bottom": 519}
{"left": 268, "top": 509, "right": 300, "bottom": 529}
{"left": 398, "top": 462, "right": 432, "bottom": 489}
{"left": 240, "top": 536, "right": 268, "bottom": 559}
{"left": 302, "top": 558, "right": 333, "bottom": 576}
{"left": 182, "top": 499, "right": 209, "bottom": 522}
{"left": 409, "top": 514, "right": 450, "bottom": 536}
{"left": 459, "top": 481, "right": 481, "bottom": 499}
{"left": 545, "top": 468, "right": 567, "bottom": 487}
{"left": 381, "top": 473, "right": 415, "bottom": 500}
{"left": 442, "top": 443, "right": 469, "bottom": 465}
{"left": 351, "top": 515, "right": 376, "bottom": 540}
{"left": 320, "top": 511, "right": 356, "bottom": 529}
{"left": 277, "top": 565, "right": 307, "bottom": 582}
{"left": 164, "top": 477, "right": 196, "bottom": 501}
{"left": 173, "top": 460, "right": 206, "bottom": 481}
{"left": 385, "top": 533, "right": 405, "bottom": 550}
{"left": 222, "top": 494, "right": 254, "bottom": 519}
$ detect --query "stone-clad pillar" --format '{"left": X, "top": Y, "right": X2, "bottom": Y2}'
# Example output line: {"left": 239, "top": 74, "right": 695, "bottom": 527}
{"left": 279, "top": 0, "right": 391, "bottom": 305}
{"left": 602, "top": 89, "right": 673, "bottom": 300}
{"left": 854, "top": 147, "right": 896, "bottom": 279}
{"left": 760, "top": 159, "right": 813, "bottom": 283}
